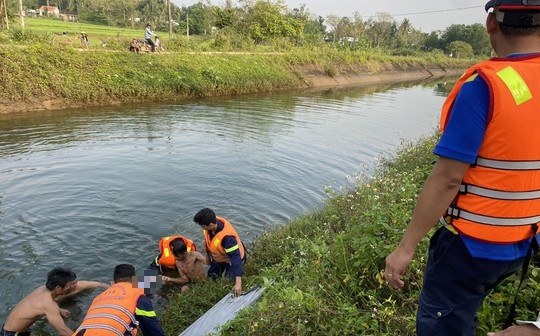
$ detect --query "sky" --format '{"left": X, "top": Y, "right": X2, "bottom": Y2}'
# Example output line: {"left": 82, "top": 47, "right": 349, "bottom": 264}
{"left": 172, "top": 0, "right": 488, "bottom": 33}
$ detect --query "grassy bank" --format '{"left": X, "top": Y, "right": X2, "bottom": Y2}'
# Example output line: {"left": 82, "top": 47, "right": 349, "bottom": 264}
{"left": 1, "top": 43, "right": 473, "bottom": 113}
{"left": 160, "top": 133, "right": 540, "bottom": 336}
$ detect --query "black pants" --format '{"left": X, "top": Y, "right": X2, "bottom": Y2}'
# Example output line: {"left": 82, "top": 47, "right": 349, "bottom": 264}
{"left": 0, "top": 325, "right": 30, "bottom": 336}
{"left": 146, "top": 38, "right": 155, "bottom": 52}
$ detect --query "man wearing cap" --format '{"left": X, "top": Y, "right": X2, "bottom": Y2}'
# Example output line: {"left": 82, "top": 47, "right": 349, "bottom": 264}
{"left": 385, "top": 1, "right": 540, "bottom": 335}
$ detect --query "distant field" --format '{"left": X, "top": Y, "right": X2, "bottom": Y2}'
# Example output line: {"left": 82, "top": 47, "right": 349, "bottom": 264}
{"left": 24, "top": 17, "right": 151, "bottom": 38}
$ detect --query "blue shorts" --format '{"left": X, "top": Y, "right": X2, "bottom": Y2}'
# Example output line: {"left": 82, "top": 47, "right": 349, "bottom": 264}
{"left": 416, "top": 227, "right": 524, "bottom": 336}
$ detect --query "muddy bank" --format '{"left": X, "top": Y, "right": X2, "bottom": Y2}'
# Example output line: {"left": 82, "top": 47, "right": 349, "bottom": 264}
{"left": 0, "top": 65, "right": 463, "bottom": 114}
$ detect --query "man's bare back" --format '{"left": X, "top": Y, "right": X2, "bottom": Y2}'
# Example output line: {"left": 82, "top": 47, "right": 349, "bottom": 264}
{"left": 3, "top": 285, "right": 73, "bottom": 336}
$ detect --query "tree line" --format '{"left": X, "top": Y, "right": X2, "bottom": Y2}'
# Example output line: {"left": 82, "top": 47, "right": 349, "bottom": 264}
{"left": 1, "top": 0, "right": 491, "bottom": 57}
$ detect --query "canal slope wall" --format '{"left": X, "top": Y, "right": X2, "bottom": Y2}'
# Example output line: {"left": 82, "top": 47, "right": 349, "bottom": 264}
{"left": 0, "top": 50, "right": 469, "bottom": 114}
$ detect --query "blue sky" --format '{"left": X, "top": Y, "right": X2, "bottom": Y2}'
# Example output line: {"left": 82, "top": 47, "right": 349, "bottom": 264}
{"left": 171, "top": 0, "right": 488, "bottom": 33}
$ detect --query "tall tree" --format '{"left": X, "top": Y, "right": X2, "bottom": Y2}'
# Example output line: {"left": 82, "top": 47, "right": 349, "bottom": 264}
{"left": 442, "top": 23, "right": 491, "bottom": 56}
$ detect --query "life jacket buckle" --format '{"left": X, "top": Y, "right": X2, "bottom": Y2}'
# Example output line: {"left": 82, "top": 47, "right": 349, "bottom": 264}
{"left": 447, "top": 207, "right": 461, "bottom": 219}
{"left": 459, "top": 184, "right": 468, "bottom": 195}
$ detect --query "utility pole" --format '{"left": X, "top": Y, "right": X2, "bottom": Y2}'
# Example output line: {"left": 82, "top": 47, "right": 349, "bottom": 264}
{"left": 2, "top": 0, "right": 9, "bottom": 29}
{"left": 186, "top": 12, "right": 189, "bottom": 38}
{"left": 167, "top": 0, "right": 172, "bottom": 38}
{"left": 18, "top": 0, "right": 24, "bottom": 28}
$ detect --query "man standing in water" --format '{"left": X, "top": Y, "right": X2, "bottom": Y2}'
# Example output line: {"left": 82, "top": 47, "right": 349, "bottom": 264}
{"left": 2, "top": 267, "right": 79, "bottom": 336}
{"left": 385, "top": 0, "right": 540, "bottom": 335}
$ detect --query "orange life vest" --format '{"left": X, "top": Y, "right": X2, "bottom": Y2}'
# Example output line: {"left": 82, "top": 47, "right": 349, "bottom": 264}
{"left": 440, "top": 55, "right": 540, "bottom": 243}
{"left": 157, "top": 235, "right": 196, "bottom": 269}
{"left": 204, "top": 217, "right": 245, "bottom": 263}
{"left": 74, "top": 282, "right": 144, "bottom": 336}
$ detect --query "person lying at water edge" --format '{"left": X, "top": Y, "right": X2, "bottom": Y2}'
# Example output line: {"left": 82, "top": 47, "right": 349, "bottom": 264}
{"left": 161, "top": 238, "right": 208, "bottom": 292}
{"left": 2, "top": 267, "right": 79, "bottom": 336}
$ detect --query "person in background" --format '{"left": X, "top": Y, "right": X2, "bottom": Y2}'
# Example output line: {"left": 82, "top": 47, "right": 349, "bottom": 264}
{"left": 161, "top": 238, "right": 208, "bottom": 292}
{"left": 144, "top": 23, "right": 157, "bottom": 52}
{"left": 385, "top": 0, "right": 540, "bottom": 335}
{"left": 1, "top": 267, "right": 78, "bottom": 336}
{"left": 154, "top": 36, "right": 161, "bottom": 52}
{"left": 129, "top": 38, "right": 141, "bottom": 55}
{"left": 193, "top": 208, "right": 246, "bottom": 297}
{"left": 80, "top": 32, "right": 89, "bottom": 49}
{"left": 73, "top": 263, "right": 165, "bottom": 336}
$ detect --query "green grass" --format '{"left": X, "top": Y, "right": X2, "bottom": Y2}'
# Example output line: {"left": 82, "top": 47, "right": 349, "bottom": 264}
{"left": 24, "top": 17, "right": 151, "bottom": 38}
{"left": 160, "top": 133, "right": 540, "bottom": 335}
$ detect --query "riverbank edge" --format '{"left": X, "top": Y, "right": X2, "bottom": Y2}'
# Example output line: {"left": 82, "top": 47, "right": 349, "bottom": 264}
{"left": 1, "top": 64, "right": 465, "bottom": 114}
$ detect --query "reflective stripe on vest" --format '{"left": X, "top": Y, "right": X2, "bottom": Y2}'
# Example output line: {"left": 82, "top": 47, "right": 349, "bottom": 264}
{"left": 77, "top": 324, "right": 125, "bottom": 336}
{"left": 440, "top": 57, "right": 540, "bottom": 243}
{"left": 448, "top": 206, "right": 540, "bottom": 226}
{"left": 460, "top": 184, "right": 540, "bottom": 200}
{"left": 476, "top": 157, "right": 540, "bottom": 170}
{"left": 77, "top": 314, "right": 131, "bottom": 335}
{"left": 77, "top": 304, "right": 139, "bottom": 335}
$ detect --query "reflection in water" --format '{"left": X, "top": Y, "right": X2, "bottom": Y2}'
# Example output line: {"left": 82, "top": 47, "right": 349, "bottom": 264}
{"left": 0, "top": 78, "right": 455, "bottom": 333}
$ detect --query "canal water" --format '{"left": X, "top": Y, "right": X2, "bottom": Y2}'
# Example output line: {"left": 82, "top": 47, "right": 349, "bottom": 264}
{"left": 0, "top": 80, "right": 451, "bottom": 332}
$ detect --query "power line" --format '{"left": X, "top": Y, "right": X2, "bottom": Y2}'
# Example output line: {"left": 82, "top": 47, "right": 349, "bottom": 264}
{"left": 389, "top": 6, "right": 483, "bottom": 18}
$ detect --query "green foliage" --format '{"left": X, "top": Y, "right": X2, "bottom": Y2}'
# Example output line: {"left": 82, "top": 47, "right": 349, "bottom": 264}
{"left": 160, "top": 132, "right": 540, "bottom": 335}
{"left": 448, "top": 40, "right": 474, "bottom": 59}
{"left": 442, "top": 23, "right": 492, "bottom": 57}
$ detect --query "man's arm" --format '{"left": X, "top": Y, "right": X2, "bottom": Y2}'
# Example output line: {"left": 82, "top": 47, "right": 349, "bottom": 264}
{"left": 45, "top": 303, "right": 74, "bottom": 336}
{"left": 55, "top": 280, "right": 110, "bottom": 302}
{"left": 222, "top": 236, "right": 244, "bottom": 296}
{"left": 385, "top": 156, "right": 470, "bottom": 289}
{"left": 136, "top": 295, "right": 166, "bottom": 336}
{"left": 195, "top": 251, "right": 209, "bottom": 265}
{"left": 162, "top": 269, "right": 189, "bottom": 286}
{"left": 488, "top": 325, "right": 540, "bottom": 335}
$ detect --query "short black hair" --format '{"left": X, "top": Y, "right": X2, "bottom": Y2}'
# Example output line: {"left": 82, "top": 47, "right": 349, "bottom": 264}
{"left": 113, "top": 264, "right": 136, "bottom": 282}
{"left": 171, "top": 239, "right": 187, "bottom": 257}
{"left": 45, "top": 267, "right": 76, "bottom": 290}
{"left": 193, "top": 208, "right": 216, "bottom": 226}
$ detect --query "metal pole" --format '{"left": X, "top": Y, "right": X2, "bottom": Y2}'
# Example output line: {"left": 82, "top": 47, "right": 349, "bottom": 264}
{"left": 2, "top": 0, "right": 9, "bottom": 29}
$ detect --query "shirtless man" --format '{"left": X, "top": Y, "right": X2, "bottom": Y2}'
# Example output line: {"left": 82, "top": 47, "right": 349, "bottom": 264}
{"left": 1, "top": 268, "right": 109, "bottom": 336}
{"left": 162, "top": 239, "right": 208, "bottom": 292}
{"left": 1, "top": 267, "right": 78, "bottom": 336}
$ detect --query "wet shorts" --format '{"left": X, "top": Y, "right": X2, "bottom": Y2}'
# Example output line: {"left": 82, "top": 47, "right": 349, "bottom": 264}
{"left": 0, "top": 325, "right": 31, "bottom": 336}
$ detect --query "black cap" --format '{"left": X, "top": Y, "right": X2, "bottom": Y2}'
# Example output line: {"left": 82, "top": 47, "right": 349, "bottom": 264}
{"left": 486, "top": 0, "right": 540, "bottom": 27}
{"left": 486, "top": 0, "right": 540, "bottom": 12}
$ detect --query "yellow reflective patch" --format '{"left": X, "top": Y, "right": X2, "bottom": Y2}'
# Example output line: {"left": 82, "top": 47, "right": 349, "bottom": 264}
{"left": 224, "top": 245, "right": 239, "bottom": 253}
{"left": 164, "top": 247, "right": 170, "bottom": 257}
{"left": 135, "top": 308, "right": 157, "bottom": 317}
{"left": 465, "top": 73, "right": 478, "bottom": 82}
{"left": 214, "top": 238, "right": 220, "bottom": 247}
{"left": 497, "top": 66, "right": 532, "bottom": 105}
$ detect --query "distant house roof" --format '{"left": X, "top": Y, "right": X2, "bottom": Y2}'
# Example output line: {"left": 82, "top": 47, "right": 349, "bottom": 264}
{"left": 39, "top": 5, "right": 59, "bottom": 11}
